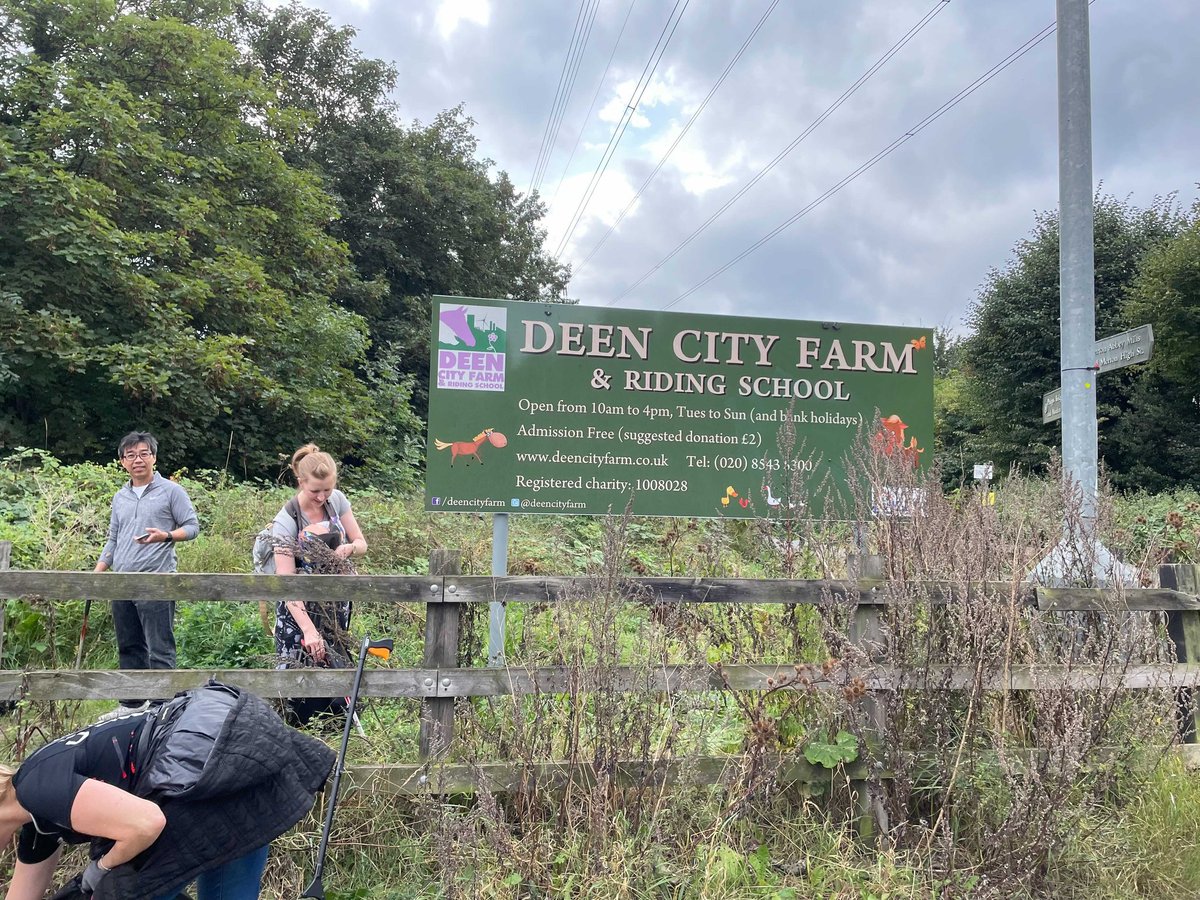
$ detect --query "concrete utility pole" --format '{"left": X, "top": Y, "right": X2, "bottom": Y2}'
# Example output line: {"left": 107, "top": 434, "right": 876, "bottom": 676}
{"left": 1033, "top": 0, "right": 1134, "bottom": 585}
{"left": 1056, "top": 0, "right": 1099, "bottom": 522}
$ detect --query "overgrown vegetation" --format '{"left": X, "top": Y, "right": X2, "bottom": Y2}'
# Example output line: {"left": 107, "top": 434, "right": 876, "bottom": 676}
{"left": 1, "top": 448, "right": 1198, "bottom": 897}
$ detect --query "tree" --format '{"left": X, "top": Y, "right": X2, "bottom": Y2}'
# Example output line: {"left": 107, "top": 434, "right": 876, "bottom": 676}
{"left": 1114, "top": 201, "right": 1200, "bottom": 489}
{"left": 955, "top": 195, "right": 1183, "bottom": 485}
{"left": 0, "top": 0, "right": 396, "bottom": 475}
{"left": 238, "top": 2, "right": 569, "bottom": 412}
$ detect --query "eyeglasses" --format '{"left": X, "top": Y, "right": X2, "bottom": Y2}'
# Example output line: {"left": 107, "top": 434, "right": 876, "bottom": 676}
{"left": 122, "top": 451, "right": 155, "bottom": 461}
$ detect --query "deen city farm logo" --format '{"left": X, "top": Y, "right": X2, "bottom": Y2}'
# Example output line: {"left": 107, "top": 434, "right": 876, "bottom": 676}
{"left": 436, "top": 303, "right": 507, "bottom": 392}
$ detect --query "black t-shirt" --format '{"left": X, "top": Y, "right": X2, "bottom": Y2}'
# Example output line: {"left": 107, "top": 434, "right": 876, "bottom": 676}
{"left": 12, "top": 708, "right": 151, "bottom": 863}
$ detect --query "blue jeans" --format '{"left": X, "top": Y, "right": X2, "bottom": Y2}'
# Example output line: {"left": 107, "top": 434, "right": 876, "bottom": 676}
{"left": 152, "top": 844, "right": 269, "bottom": 900}
{"left": 112, "top": 598, "right": 176, "bottom": 706}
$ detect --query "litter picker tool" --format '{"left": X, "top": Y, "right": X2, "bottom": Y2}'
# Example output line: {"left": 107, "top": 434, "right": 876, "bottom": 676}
{"left": 300, "top": 635, "right": 392, "bottom": 900}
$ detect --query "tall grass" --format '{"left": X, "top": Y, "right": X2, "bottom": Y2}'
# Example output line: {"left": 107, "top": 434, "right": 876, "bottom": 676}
{"left": 1, "top": 448, "right": 1199, "bottom": 897}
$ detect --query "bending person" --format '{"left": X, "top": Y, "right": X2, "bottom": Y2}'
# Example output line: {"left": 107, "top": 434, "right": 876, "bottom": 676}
{"left": 0, "top": 685, "right": 334, "bottom": 900}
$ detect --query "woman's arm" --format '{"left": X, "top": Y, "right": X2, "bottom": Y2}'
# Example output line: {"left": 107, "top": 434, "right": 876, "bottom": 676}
{"left": 276, "top": 549, "right": 327, "bottom": 662}
{"left": 5, "top": 845, "right": 62, "bottom": 900}
{"left": 70, "top": 779, "right": 166, "bottom": 868}
{"left": 333, "top": 508, "right": 367, "bottom": 560}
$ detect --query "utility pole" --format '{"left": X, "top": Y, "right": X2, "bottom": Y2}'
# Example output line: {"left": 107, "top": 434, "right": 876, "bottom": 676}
{"left": 1033, "top": 0, "right": 1133, "bottom": 585}
{"left": 1056, "top": 0, "right": 1098, "bottom": 522}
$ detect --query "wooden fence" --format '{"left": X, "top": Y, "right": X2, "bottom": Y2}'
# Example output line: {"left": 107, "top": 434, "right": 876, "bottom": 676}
{"left": 1, "top": 553, "right": 1198, "bottom": 815}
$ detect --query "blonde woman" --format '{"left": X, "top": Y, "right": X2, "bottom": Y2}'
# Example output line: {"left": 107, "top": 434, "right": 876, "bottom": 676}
{"left": 270, "top": 445, "right": 367, "bottom": 721}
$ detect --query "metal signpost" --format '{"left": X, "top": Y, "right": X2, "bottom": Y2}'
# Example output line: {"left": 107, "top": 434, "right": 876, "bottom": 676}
{"left": 1042, "top": 324, "right": 1154, "bottom": 423}
{"left": 1035, "top": 0, "right": 1136, "bottom": 585}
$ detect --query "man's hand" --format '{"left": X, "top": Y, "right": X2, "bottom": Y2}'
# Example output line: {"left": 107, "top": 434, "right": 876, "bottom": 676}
{"left": 135, "top": 528, "right": 172, "bottom": 544}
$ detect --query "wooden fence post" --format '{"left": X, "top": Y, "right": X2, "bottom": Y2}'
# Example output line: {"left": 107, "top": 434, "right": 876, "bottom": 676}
{"left": 420, "top": 549, "right": 461, "bottom": 759}
{"left": 1160, "top": 563, "right": 1199, "bottom": 744}
{"left": 0, "top": 541, "right": 10, "bottom": 666}
{"left": 849, "top": 597, "right": 889, "bottom": 839}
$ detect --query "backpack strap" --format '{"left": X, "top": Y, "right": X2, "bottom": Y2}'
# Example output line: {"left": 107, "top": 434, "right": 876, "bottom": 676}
{"left": 287, "top": 495, "right": 344, "bottom": 540}
{"left": 284, "top": 496, "right": 303, "bottom": 537}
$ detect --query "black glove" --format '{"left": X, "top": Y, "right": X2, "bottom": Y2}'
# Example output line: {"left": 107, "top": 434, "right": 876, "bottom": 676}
{"left": 81, "top": 860, "right": 110, "bottom": 896}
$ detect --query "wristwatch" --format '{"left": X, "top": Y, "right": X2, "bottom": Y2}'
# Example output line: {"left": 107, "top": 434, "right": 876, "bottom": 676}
{"left": 164, "top": 532, "right": 175, "bottom": 543}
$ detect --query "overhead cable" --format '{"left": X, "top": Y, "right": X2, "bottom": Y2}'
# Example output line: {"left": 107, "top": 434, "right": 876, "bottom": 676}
{"left": 573, "top": 0, "right": 783, "bottom": 276}
{"left": 660, "top": 15, "right": 1066, "bottom": 311}
{"left": 549, "top": 0, "right": 641, "bottom": 209}
{"left": 527, "top": 0, "right": 602, "bottom": 197}
{"left": 604, "top": 0, "right": 952, "bottom": 306}
{"left": 552, "top": 0, "right": 691, "bottom": 259}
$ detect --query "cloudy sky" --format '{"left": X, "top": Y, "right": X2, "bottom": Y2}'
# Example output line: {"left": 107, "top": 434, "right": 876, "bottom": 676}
{"left": 284, "top": 0, "right": 1198, "bottom": 332}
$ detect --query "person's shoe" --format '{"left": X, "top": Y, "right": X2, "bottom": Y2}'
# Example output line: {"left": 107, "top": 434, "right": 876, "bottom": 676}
{"left": 95, "top": 701, "right": 151, "bottom": 724}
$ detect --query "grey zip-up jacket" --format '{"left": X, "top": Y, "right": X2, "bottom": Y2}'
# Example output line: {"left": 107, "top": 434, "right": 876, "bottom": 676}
{"left": 98, "top": 473, "right": 200, "bottom": 572}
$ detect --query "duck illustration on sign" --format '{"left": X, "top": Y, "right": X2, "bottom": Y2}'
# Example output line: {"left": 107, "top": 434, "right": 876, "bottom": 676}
{"left": 433, "top": 428, "right": 508, "bottom": 466}
{"left": 718, "top": 485, "right": 753, "bottom": 513}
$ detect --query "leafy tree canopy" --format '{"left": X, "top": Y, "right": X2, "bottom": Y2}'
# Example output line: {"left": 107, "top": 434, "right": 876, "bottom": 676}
{"left": 0, "top": 0, "right": 565, "bottom": 482}
{"left": 954, "top": 194, "right": 1185, "bottom": 487}
{"left": 1114, "top": 199, "right": 1200, "bottom": 490}
{"left": 238, "top": 1, "right": 570, "bottom": 411}
{"left": 0, "top": 0, "right": 390, "bottom": 475}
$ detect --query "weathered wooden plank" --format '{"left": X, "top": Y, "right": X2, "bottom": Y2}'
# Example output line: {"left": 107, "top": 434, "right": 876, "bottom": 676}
{"left": 4, "top": 662, "right": 1196, "bottom": 703}
{"left": 0, "top": 540, "right": 10, "bottom": 666}
{"left": 0, "top": 571, "right": 439, "bottom": 604}
{"left": 0, "top": 669, "right": 438, "bottom": 702}
{"left": 453, "top": 575, "right": 900, "bottom": 605}
{"left": 1037, "top": 586, "right": 1200, "bottom": 612}
{"left": 337, "top": 744, "right": 1200, "bottom": 796}
{"left": 420, "top": 550, "right": 461, "bottom": 759}
{"left": 1161, "top": 565, "right": 1200, "bottom": 743}
{"left": 423, "top": 662, "right": 1200, "bottom": 697}
{"left": 439, "top": 576, "right": 1013, "bottom": 606}
{"left": 341, "top": 755, "right": 871, "bottom": 795}
{"left": 22, "top": 572, "right": 1200, "bottom": 612}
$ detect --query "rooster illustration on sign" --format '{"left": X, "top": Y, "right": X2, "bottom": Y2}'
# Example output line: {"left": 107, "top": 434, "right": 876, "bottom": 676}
{"left": 873, "top": 414, "right": 924, "bottom": 466}
{"left": 434, "top": 428, "right": 508, "bottom": 466}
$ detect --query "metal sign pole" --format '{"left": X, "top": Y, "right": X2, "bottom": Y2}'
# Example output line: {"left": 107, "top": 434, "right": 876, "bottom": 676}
{"left": 488, "top": 512, "right": 508, "bottom": 666}
{"left": 1033, "top": 0, "right": 1133, "bottom": 585}
{"left": 1056, "top": 0, "right": 1098, "bottom": 523}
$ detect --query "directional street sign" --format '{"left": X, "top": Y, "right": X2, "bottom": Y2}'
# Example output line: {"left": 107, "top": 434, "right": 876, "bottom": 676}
{"left": 1042, "top": 324, "right": 1154, "bottom": 423}
{"left": 1093, "top": 323, "right": 1154, "bottom": 374}
{"left": 1042, "top": 388, "right": 1062, "bottom": 424}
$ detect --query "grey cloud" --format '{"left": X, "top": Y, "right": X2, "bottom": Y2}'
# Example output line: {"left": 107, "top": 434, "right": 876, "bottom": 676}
{"left": 295, "top": 0, "right": 1199, "bottom": 331}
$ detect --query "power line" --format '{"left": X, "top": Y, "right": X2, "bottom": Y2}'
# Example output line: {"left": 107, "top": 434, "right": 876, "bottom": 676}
{"left": 660, "top": 15, "right": 1066, "bottom": 312}
{"left": 549, "top": 0, "right": 641, "bottom": 209}
{"left": 527, "top": 0, "right": 602, "bottom": 197}
{"left": 603, "top": 0, "right": 951, "bottom": 306}
{"left": 572, "top": 0, "right": 783, "bottom": 277}
{"left": 552, "top": 0, "right": 691, "bottom": 259}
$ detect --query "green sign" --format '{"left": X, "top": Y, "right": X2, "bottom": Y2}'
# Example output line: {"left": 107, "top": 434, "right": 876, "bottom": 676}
{"left": 425, "top": 297, "right": 933, "bottom": 518}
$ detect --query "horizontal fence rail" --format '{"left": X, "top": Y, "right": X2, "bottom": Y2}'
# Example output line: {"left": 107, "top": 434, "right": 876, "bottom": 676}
{"left": 1, "top": 570, "right": 1197, "bottom": 610}
{"left": 2, "top": 663, "right": 1198, "bottom": 704}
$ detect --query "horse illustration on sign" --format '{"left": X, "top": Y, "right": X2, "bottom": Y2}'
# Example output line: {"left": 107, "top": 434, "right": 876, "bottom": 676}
{"left": 433, "top": 428, "right": 508, "bottom": 466}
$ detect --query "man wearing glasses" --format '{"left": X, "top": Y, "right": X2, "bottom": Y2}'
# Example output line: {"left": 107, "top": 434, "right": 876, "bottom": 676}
{"left": 94, "top": 431, "right": 200, "bottom": 718}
